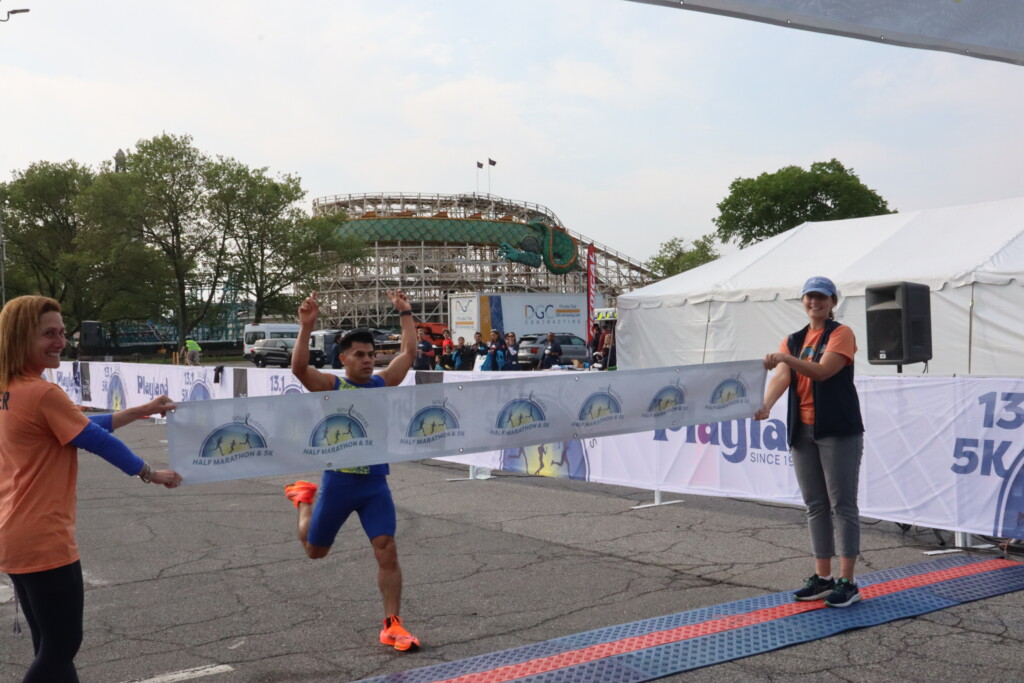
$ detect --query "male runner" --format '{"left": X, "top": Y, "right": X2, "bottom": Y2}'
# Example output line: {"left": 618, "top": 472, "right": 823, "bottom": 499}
{"left": 284, "top": 289, "right": 420, "bottom": 651}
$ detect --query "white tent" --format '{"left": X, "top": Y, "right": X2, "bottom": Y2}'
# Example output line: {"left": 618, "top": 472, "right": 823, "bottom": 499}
{"left": 617, "top": 196, "right": 1024, "bottom": 376}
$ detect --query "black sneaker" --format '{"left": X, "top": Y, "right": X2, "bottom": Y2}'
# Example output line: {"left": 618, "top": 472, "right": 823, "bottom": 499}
{"left": 793, "top": 575, "right": 835, "bottom": 601}
{"left": 824, "top": 578, "right": 862, "bottom": 607}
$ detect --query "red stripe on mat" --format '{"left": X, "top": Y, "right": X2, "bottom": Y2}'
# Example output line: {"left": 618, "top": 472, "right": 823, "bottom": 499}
{"left": 441, "top": 558, "right": 1015, "bottom": 683}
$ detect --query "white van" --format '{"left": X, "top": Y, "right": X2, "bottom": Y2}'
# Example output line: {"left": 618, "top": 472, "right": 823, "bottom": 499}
{"left": 310, "top": 329, "right": 343, "bottom": 355}
{"left": 243, "top": 323, "right": 300, "bottom": 358}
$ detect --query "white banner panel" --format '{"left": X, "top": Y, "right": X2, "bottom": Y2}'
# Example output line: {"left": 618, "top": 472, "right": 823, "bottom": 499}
{"left": 440, "top": 375, "right": 802, "bottom": 504}
{"left": 447, "top": 376, "right": 1024, "bottom": 537}
{"left": 245, "top": 368, "right": 317, "bottom": 397}
{"left": 75, "top": 362, "right": 229, "bottom": 409}
{"left": 628, "top": 0, "right": 1024, "bottom": 66}
{"left": 859, "top": 377, "right": 1024, "bottom": 539}
{"left": 44, "top": 363, "right": 83, "bottom": 406}
{"left": 167, "top": 362, "right": 765, "bottom": 484}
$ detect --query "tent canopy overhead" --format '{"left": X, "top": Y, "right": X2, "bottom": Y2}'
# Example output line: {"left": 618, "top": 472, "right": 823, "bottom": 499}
{"left": 617, "top": 197, "right": 1024, "bottom": 376}
{"left": 627, "top": 0, "right": 1024, "bottom": 67}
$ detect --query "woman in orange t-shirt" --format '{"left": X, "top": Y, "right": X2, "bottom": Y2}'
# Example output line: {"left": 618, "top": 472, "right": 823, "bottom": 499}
{"left": 755, "top": 277, "right": 865, "bottom": 609}
{"left": 0, "top": 296, "right": 183, "bottom": 683}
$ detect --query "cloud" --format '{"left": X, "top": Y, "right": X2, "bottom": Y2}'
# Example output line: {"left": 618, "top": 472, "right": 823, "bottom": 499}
{"left": 4, "top": 0, "right": 1024, "bottom": 268}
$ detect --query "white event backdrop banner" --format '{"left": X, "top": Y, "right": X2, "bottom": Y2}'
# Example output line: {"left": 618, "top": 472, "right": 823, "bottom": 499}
{"left": 48, "top": 363, "right": 1024, "bottom": 538}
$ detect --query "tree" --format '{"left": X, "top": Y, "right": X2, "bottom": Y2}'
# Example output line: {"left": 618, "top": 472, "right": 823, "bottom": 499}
{"left": 1, "top": 160, "right": 169, "bottom": 335}
{"left": 83, "top": 133, "right": 232, "bottom": 346}
{"left": 2, "top": 160, "right": 94, "bottom": 305}
{"left": 9, "top": 134, "right": 366, "bottom": 346}
{"left": 713, "top": 159, "right": 893, "bottom": 248}
{"left": 208, "top": 161, "right": 366, "bottom": 323}
{"left": 646, "top": 234, "right": 719, "bottom": 279}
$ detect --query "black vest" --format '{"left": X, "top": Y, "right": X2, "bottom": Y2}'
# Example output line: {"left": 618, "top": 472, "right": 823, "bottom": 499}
{"left": 785, "top": 319, "right": 864, "bottom": 447}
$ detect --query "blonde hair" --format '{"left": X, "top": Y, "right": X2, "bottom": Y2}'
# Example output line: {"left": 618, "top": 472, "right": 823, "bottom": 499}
{"left": 0, "top": 295, "right": 62, "bottom": 391}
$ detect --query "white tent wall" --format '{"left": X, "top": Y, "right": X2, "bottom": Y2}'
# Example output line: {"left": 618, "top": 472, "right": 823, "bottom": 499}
{"left": 703, "top": 299, "right": 804, "bottom": 365}
{"left": 619, "top": 300, "right": 711, "bottom": 368}
{"left": 620, "top": 278, "right": 1024, "bottom": 376}
{"left": 618, "top": 197, "right": 1024, "bottom": 376}
{"left": 969, "top": 282, "right": 1024, "bottom": 374}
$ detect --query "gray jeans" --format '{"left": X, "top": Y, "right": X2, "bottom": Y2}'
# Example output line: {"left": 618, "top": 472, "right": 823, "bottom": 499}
{"left": 791, "top": 422, "right": 864, "bottom": 559}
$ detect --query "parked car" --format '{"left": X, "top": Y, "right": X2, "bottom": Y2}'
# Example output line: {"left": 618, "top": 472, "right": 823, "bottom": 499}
{"left": 516, "top": 333, "right": 589, "bottom": 369}
{"left": 249, "top": 338, "right": 326, "bottom": 368}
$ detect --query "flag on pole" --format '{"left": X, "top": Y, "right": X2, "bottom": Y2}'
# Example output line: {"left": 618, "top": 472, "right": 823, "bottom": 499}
{"left": 586, "top": 244, "right": 597, "bottom": 344}
{"left": 476, "top": 161, "right": 483, "bottom": 169}
{"left": 488, "top": 158, "right": 497, "bottom": 166}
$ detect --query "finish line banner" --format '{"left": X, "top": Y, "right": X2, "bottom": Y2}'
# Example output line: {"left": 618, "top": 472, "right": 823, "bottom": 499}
{"left": 167, "top": 361, "right": 764, "bottom": 485}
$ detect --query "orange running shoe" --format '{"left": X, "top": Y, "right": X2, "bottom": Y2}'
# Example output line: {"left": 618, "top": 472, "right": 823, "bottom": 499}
{"left": 379, "top": 615, "right": 420, "bottom": 652}
{"left": 284, "top": 481, "right": 317, "bottom": 508}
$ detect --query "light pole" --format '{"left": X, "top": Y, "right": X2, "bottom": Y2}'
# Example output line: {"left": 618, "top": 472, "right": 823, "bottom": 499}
{"left": 0, "top": 0, "right": 28, "bottom": 308}
{"left": 0, "top": 7, "right": 29, "bottom": 22}
{"left": 0, "top": 198, "right": 6, "bottom": 307}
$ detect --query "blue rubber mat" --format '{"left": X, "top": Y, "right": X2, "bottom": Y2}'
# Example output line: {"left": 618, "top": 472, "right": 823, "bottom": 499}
{"left": 358, "top": 555, "right": 1023, "bottom": 683}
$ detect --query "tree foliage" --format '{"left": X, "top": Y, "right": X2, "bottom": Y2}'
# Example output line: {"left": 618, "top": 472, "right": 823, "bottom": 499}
{"left": 3, "top": 160, "right": 94, "bottom": 305}
{"left": 3, "top": 132, "right": 365, "bottom": 348}
{"left": 713, "top": 159, "right": 893, "bottom": 248}
{"left": 646, "top": 234, "right": 720, "bottom": 279}
{"left": 212, "top": 162, "right": 365, "bottom": 323}
{"left": 82, "top": 133, "right": 231, "bottom": 346}
{"left": 1, "top": 160, "right": 169, "bottom": 335}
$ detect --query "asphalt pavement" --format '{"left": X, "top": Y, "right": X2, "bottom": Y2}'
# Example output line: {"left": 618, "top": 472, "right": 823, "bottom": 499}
{"left": 1, "top": 419, "right": 1022, "bottom": 683}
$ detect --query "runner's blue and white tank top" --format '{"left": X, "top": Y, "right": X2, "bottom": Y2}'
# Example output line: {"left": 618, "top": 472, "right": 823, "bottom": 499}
{"left": 332, "top": 374, "right": 389, "bottom": 477}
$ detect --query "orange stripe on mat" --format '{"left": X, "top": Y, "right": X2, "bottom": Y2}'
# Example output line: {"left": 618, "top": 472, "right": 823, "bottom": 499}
{"left": 441, "top": 558, "right": 1016, "bottom": 683}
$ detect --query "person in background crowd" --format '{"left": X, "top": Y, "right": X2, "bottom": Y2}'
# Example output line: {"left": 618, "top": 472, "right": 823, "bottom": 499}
{"left": 538, "top": 331, "right": 562, "bottom": 370}
{"left": 482, "top": 329, "right": 507, "bottom": 371}
{"left": 600, "top": 323, "right": 613, "bottom": 352}
{"left": 440, "top": 330, "right": 455, "bottom": 369}
{"left": 330, "top": 333, "right": 343, "bottom": 369}
{"left": 503, "top": 332, "right": 520, "bottom": 370}
{"left": 595, "top": 332, "right": 616, "bottom": 370}
{"left": 412, "top": 328, "right": 435, "bottom": 371}
{"left": 587, "top": 323, "right": 603, "bottom": 364}
{"left": 453, "top": 336, "right": 473, "bottom": 370}
{"left": 284, "top": 289, "right": 422, "bottom": 651}
{"left": 180, "top": 338, "right": 202, "bottom": 366}
{"left": 0, "top": 295, "right": 181, "bottom": 683}
{"left": 754, "top": 276, "right": 865, "bottom": 608}
{"left": 470, "top": 331, "right": 488, "bottom": 370}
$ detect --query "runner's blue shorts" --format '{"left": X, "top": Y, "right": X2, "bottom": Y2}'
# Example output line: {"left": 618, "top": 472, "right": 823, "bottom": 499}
{"left": 307, "top": 471, "right": 396, "bottom": 547}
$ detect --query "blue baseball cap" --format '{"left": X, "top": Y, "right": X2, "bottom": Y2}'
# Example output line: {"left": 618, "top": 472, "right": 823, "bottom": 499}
{"left": 801, "top": 276, "right": 837, "bottom": 297}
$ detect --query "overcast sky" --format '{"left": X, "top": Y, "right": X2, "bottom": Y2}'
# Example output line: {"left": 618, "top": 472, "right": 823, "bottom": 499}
{"left": 3, "top": 0, "right": 1024, "bottom": 263}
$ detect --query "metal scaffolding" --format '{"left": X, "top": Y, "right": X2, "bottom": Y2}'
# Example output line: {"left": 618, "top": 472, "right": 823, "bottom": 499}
{"left": 312, "top": 192, "right": 653, "bottom": 330}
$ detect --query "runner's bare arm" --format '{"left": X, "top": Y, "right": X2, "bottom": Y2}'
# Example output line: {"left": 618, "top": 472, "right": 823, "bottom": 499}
{"left": 291, "top": 291, "right": 337, "bottom": 392}
{"left": 379, "top": 288, "right": 416, "bottom": 387}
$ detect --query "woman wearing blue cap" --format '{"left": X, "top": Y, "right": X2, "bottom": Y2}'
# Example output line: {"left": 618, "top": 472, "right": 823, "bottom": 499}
{"left": 755, "top": 276, "right": 865, "bottom": 608}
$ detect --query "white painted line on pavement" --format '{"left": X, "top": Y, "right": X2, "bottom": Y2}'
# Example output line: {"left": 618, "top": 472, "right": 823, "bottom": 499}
{"left": 82, "top": 569, "right": 109, "bottom": 586}
{"left": 127, "top": 664, "right": 234, "bottom": 683}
